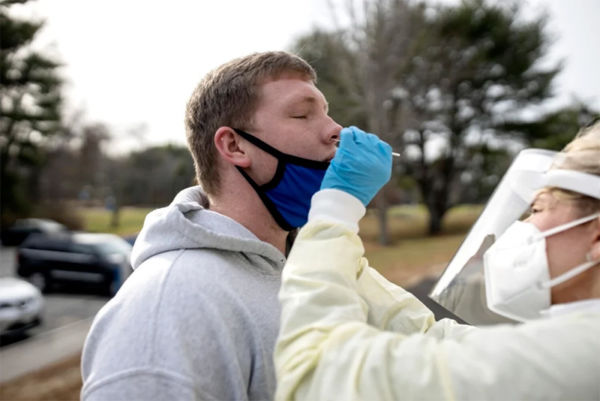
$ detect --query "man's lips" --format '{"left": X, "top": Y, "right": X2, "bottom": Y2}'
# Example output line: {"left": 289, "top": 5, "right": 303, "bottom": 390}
{"left": 324, "top": 150, "right": 337, "bottom": 163}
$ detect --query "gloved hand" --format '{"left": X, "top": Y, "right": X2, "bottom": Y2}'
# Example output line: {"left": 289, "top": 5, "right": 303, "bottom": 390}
{"left": 321, "top": 126, "right": 392, "bottom": 206}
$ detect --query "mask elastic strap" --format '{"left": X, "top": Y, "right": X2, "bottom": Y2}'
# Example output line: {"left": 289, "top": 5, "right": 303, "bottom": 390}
{"left": 540, "top": 258, "right": 600, "bottom": 289}
{"left": 234, "top": 128, "right": 286, "bottom": 159}
{"left": 233, "top": 128, "right": 329, "bottom": 169}
{"left": 537, "top": 212, "right": 600, "bottom": 240}
{"left": 235, "top": 166, "right": 294, "bottom": 231}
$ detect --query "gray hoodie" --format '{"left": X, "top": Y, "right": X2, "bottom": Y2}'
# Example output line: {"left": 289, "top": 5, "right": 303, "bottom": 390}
{"left": 81, "top": 187, "right": 286, "bottom": 401}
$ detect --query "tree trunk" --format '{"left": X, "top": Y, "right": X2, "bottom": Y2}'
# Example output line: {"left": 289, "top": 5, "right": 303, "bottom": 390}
{"left": 374, "top": 192, "right": 390, "bottom": 245}
{"left": 427, "top": 202, "right": 445, "bottom": 235}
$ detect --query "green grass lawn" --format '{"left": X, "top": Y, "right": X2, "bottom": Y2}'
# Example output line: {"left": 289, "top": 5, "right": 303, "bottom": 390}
{"left": 359, "top": 204, "right": 483, "bottom": 242}
{"left": 362, "top": 233, "right": 466, "bottom": 286}
{"left": 359, "top": 204, "right": 482, "bottom": 286}
{"left": 78, "top": 206, "right": 153, "bottom": 236}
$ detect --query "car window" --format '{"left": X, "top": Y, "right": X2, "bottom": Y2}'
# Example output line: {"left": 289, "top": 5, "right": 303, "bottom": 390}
{"left": 12, "top": 220, "right": 35, "bottom": 228}
{"left": 24, "top": 238, "right": 62, "bottom": 251}
{"left": 50, "top": 240, "right": 69, "bottom": 251}
{"left": 70, "top": 243, "right": 97, "bottom": 255}
{"left": 22, "top": 235, "right": 75, "bottom": 252}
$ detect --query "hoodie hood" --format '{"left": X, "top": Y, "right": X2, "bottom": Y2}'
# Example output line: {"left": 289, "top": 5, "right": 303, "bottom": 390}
{"left": 131, "top": 186, "right": 285, "bottom": 270}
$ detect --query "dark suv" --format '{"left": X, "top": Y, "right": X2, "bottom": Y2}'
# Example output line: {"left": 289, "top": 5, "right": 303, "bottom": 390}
{"left": 17, "top": 232, "right": 133, "bottom": 296}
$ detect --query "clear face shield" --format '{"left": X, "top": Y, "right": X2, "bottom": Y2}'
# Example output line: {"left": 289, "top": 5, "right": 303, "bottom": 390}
{"left": 429, "top": 148, "right": 600, "bottom": 325}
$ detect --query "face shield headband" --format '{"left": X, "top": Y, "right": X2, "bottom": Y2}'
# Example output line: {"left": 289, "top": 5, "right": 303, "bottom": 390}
{"left": 512, "top": 168, "right": 600, "bottom": 204}
{"left": 233, "top": 128, "right": 330, "bottom": 231}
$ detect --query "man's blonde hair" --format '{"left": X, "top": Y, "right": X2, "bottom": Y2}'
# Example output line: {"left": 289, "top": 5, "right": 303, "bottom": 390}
{"left": 185, "top": 51, "right": 316, "bottom": 196}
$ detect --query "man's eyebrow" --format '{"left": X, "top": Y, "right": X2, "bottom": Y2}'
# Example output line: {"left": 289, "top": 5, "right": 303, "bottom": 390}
{"left": 289, "top": 96, "right": 329, "bottom": 112}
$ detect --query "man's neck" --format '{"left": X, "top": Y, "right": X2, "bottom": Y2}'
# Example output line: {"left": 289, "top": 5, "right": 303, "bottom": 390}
{"left": 209, "top": 195, "right": 288, "bottom": 256}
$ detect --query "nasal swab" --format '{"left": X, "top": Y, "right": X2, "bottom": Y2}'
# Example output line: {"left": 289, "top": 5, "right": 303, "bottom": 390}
{"left": 334, "top": 139, "right": 400, "bottom": 158}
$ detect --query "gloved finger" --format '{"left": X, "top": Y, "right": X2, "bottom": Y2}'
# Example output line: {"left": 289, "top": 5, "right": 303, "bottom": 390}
{"left": 349, "top": 126, "right": 366, "bottom": 145}
{"left": 338, "top": 127, "right": 355, "bottom": 149}
{"left": 333, "top": 128, "right": 356, "bottom": 164}
{"left": 365, "top": 132, "right": 382, "bottom": 147}
{"left": 378, "top": 139, "right": 393, "bottom": 156}
{"left": 361, "top": 132, "right": 391, "bottom": 160}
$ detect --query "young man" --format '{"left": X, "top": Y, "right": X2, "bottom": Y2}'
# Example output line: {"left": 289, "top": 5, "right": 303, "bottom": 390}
{"left": 81, "top": 51, "right": 341, "bottom": 400}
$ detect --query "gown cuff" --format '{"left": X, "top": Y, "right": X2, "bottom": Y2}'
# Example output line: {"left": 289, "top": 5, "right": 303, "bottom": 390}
{"left": 308, "top": 189, "right": 366, "bottom": 233}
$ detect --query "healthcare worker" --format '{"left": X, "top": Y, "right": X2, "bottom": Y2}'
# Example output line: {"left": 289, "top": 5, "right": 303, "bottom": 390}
{"left": 275, "top": 123, "right": 600, "bottom": 401}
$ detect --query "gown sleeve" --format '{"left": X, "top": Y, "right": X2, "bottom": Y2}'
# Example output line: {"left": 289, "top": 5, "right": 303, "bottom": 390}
{"left": 275, "top": 220, "right": 600, "bottom": 401}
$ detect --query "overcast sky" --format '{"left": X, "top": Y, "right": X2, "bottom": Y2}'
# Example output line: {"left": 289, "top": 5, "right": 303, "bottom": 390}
{"left": 12, "top": 0, "right": 600, "bottom": 153}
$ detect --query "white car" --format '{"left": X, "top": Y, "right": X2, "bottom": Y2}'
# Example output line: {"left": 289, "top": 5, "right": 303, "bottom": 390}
{"left": 0, "top": 277, "right": 44, "bottom": 337}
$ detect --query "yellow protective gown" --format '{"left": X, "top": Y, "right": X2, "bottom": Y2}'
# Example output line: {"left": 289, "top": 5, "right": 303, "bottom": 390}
{"left": 275, "top": 220, "right": 600, "bottom": 401}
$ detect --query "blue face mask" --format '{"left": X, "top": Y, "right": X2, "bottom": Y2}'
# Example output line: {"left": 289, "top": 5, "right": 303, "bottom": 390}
{"left": 234, "top": 128, "right": 330, "bottom": 231}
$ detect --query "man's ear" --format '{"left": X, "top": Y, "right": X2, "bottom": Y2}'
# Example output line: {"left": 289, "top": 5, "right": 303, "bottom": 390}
{"left": 214, "top": 127, "right": 251, "bottom": 168}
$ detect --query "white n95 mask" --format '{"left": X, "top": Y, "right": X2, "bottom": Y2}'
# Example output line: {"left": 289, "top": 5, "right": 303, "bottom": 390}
{"left": 483, "top": 212, "right": 600, "bottom": 322}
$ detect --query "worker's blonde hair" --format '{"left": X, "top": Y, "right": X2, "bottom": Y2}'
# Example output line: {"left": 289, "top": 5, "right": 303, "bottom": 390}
{"left": 546, "top": 121, "right": 600, "bottom": 216}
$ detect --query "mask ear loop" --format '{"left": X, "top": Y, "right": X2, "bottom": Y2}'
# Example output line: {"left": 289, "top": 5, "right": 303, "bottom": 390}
{"left": 540, "top": 257, "right": 599, "bottom": 289}
{"left": 536, "top": 213, "right": 600, "bottom": 289}
{"left": 536, "top": 212, "right": 600, "bottom": 240}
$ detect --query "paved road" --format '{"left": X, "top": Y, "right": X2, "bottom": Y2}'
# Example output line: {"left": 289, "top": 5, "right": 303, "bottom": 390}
{"left": 0, "top": 246, "right": 109, "bottom": 382}
{"left": 0, "top": 246, "right": 16, "bottom": 277}
{"left": 0, "top": 246, "right": 109, "bottom": 335}
{"left": 0, "top": 317, "right": 95, "bottom": 383}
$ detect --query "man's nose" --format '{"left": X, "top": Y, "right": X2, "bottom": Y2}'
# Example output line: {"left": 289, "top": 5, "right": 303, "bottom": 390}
{"left": 326, "top": 117, "right": 342, "bottom": 144}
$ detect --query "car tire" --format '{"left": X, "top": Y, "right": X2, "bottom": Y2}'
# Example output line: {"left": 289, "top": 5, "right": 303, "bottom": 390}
{"left": 29, "top": 273, "right": 48, "bottom": 292}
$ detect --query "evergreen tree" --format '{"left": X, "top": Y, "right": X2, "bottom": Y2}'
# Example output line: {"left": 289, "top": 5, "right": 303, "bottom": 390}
{"left": 0, "top": 0, "right": 64, "bottom": 227}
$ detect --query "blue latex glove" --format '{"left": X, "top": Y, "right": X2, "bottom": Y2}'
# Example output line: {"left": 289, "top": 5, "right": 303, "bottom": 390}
{"left": 321, "top": 126, "right": 392, "bottom": 206}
